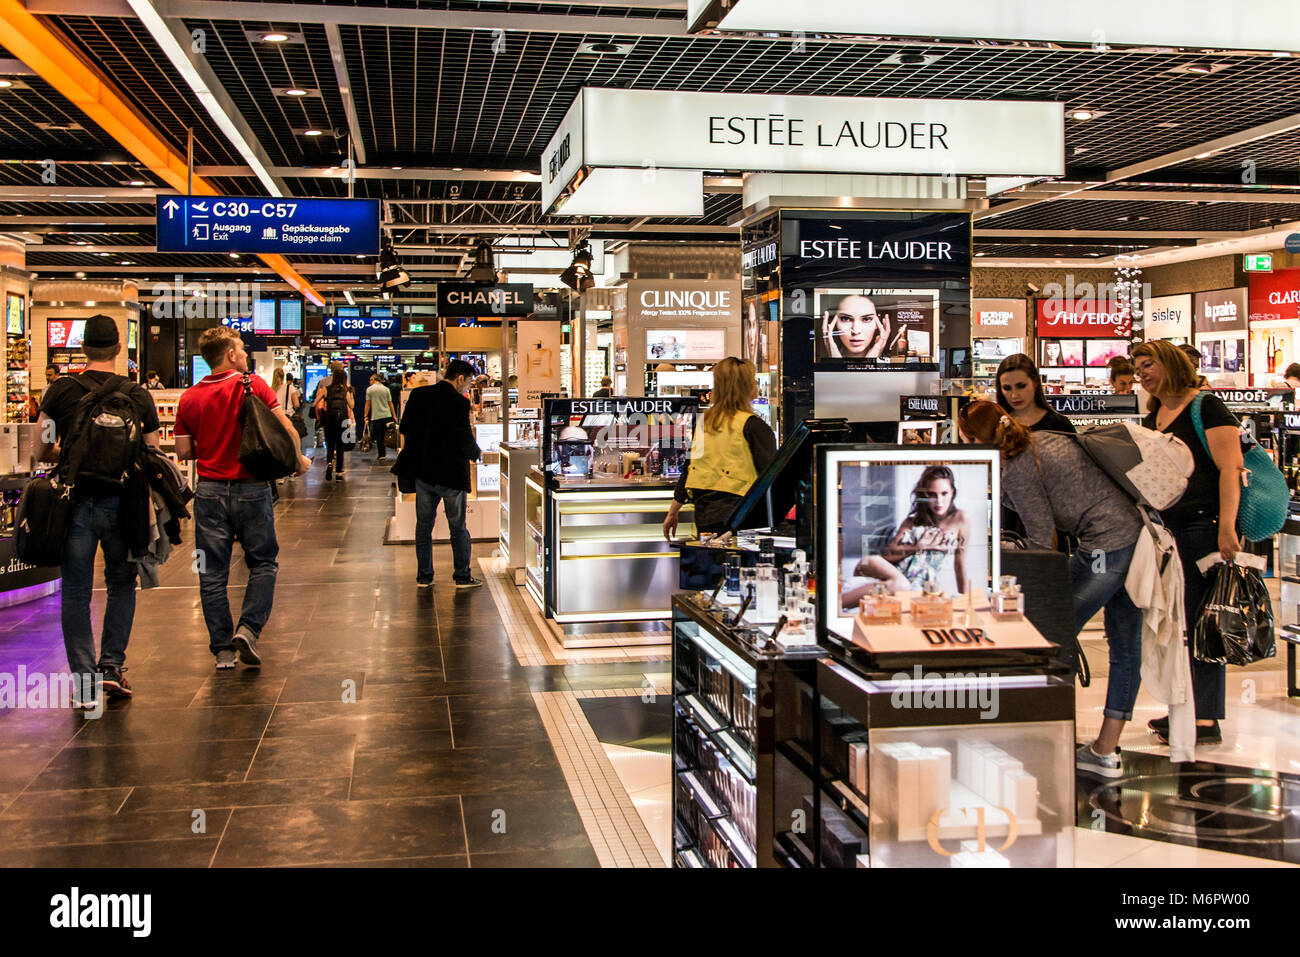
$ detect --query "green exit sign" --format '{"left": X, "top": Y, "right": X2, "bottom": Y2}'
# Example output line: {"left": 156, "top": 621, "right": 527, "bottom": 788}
{"left": 408, "top": 322, "right": 425, "bottom": 333}
{"left": 1244, "top": 253, "right": 1273, "bottom": 272}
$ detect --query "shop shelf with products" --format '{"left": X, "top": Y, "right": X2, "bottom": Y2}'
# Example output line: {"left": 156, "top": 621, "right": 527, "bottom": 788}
{"left": 150, "top": 389, "right": 194, "bottom": 490}
{"left": 671, "top": 592, "right": 822, "bottom": 868}
{"left": 0, "top": 432, "right": 61, "bottom": 606}
{"left": 809, "top": 443, "right": 1076, "bottom": 867}
{"left": 498, "top": 442, "right": 539, "bottom": 584}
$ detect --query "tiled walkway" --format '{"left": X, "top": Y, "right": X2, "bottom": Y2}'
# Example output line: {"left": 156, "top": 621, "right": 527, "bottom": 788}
{"left": 0, "top": 452, "right": 644, "bottom": 867}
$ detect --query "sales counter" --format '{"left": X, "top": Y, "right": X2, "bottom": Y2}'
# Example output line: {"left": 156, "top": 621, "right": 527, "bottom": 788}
{"left": 0, "top": 470, "right": 60, "bottom": 608}
{"left": 498, "top": 442, "right": 539, "bottom": 584}
{"left": 524, "top": 467, "right": 695, "bottom": 625}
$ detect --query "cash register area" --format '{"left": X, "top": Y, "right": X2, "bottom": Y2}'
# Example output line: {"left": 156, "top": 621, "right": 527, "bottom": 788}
{"left": 0, "top": 448, "right": 1296, "bottom": 868}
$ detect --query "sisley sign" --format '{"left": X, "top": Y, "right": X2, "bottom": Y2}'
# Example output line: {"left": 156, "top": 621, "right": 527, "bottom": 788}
{"left": 1142, "top": 293, "right": 1192, "bottom": 340}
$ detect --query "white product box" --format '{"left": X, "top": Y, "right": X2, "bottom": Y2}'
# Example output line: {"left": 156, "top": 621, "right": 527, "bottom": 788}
{"left": 1003, "top": 769, "right": 1039, "bottom": 820}
{"left": 848, "top": 742, "right": 868, "bottom": 793}
{"left": 951, "top": 841, "right": 1011, "bottom": 868}
{"left": 916, "top": 747, "right": 952, "bottom": 826}
{"left": 985, "top": 754, "right": 1023, "bottom": 806}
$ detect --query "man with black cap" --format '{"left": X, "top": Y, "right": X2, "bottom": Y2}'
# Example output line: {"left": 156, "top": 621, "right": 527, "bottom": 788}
{"left": 37, "top": 315, "right": 161, "bottom": 707}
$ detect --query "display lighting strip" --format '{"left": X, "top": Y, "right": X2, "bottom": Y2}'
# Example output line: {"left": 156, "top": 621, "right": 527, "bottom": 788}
{"left": 126, "top": 0, "right": 280, "bottom": 198}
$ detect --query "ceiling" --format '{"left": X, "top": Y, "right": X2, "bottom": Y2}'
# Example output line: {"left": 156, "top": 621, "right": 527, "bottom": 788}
{"left": 0, "top": 0, "right": 1298, "bottom": 297}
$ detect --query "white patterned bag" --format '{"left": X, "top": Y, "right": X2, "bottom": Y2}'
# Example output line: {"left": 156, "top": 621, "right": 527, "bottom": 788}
{"left": 1072, "top": 422, "right": 1193, "bottom": 510}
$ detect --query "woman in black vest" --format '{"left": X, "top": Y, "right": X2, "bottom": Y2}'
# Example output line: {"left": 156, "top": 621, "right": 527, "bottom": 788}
{"left": 314, "top": 361, "right": 354, "bottom": 481}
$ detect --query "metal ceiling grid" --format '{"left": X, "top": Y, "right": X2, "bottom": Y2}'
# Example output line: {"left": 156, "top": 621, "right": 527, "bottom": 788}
{"left": 983, "top": 198, "right": 1300, "bottom": 233}
{"left": 0, "top": 200, "right": 156, "bottom": 217}
{"left": 0, "top": 51, "right": 121, "bottom": 155}
{"left": 1164, "top": 126, "right": 1300, "bottom": 177}
{"left": 47, "top": 16, "right": 244, "bottom": 167}
{"left": 0, "top": 161, "right": 158, "bottom": 189}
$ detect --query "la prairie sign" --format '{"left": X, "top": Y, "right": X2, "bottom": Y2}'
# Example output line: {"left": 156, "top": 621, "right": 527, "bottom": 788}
{"left": 541, "top": 88, "right": 1063, "bottom": 213}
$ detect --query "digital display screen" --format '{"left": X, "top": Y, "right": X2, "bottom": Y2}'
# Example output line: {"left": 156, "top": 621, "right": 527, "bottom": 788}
{"left": 369, "top": 306, "right": 393, "bottom": 318}
{"left": 279, "top": 299, "right": 302, "bottom": 334}
{"left": 127, "top": 319, "right": 138, "bottom": 351}
{"left": 337, "top": 307, "right": 361, "bottom": 318}
{"left": 5, "top": 294, "right": 23, "bottom": 336}
{"left": 1086, "top": 340, "right": 1130, "bottom": 368}
{"left": 253, "top": 299, "right": 277, "bottom": 335}
{"left": 47, "top": 319, "right": 86, "bottom": 350}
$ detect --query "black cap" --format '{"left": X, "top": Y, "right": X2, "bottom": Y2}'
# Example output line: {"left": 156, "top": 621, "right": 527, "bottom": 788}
{"left": 82, "top": 315, "right": 120, "bottom": 349}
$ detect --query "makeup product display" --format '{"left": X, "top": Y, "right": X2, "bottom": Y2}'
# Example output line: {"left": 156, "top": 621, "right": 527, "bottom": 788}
{"left": 909, "top": 583, "right": 954, "bottom": 627}
{"left": 991, "top": 576, "right": 1026, "bottom": 621}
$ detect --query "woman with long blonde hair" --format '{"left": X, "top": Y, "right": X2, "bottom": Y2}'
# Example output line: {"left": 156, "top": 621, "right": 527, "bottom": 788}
{"left": 663, "top": 356, "right": 776, "bottom": 537}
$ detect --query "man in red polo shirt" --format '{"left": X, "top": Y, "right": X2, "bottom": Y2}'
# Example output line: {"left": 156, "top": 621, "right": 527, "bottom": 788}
{"left": 175, "top": 326, "right": 310, "bottom": 671}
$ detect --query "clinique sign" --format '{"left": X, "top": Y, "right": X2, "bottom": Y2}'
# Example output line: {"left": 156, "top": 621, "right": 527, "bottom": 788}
{"left": 639, "top": 289, "right": 733, "bottom": 309}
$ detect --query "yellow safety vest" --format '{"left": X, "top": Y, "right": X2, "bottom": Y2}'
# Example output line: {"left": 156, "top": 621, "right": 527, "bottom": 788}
{"left": 686, "top": 411, "right": 757, "bottom": 497}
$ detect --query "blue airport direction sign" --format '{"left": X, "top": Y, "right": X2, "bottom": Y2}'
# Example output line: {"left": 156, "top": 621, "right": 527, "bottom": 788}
{"left": 156, "top": 196, "right": 380, "bottom": 255}
{"left": 322, "top": 314, "right": 399, "bottom": 336}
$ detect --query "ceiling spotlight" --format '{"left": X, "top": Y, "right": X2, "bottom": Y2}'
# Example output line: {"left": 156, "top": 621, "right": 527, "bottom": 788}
{"left": 1186, "top": 61, "right": 1215, "bottom": 74}
{"left": 302, "top": 129, "right": 323, "bottom": 137}
{"left": 377, "top": 235, "right": 410, "bottom": 290}
{"left": 229, "top": 252, "right": 241, "bottom": 259}
{"left": 125, "top": 179, "right": 147, "bottom": 186}
{"left": 120, "top": 260, "right": 134, "bottom": 265}
{"left": 1071, "top": 109, "right": 1096, "bottom": 121}
{"left": 467, "top": 239, "right": 497, "bottom": 284}
{"left": 0, "top": 80, "right": 13, "bottom": 89}
{"left": 284, "top": 87, "right": 308, "bottom": 96}
{"left": 74, "top": 271, "right": 86, "bottom": 278}
{"left": 896, "top": 52, "right": 929, "bottom": 66}
{"left": 560, "top": 239, "right": 595, "bottom": 292}
{"left": 261, "top": 32, "right": 290, "bottom": 42}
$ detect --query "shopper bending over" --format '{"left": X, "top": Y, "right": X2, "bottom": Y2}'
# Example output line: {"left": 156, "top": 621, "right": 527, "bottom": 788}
{"left": 664, "top": 356, "right": 776, "bottom": 538}
{"left": 394, "top": 359, "right": 482, "bottom": 589}
{"left": 995, "top": 354, "right": 1075, "bottom": 434}
{"left": 1132, "top": 340, "right": 1244, "bottom": 745}
{"left": 959, "top": 399, "right": 1143, "bottom": 777}
{"left": 37, "top": 316, "right": 161, "bottom": 706}
{"left": 314, "top": 361, "right": 354, "bottom": 481}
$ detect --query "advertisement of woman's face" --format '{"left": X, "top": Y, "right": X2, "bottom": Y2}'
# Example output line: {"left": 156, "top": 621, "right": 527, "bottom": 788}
{"left": 819, "top": 294, "right": 888, "bottom": 360}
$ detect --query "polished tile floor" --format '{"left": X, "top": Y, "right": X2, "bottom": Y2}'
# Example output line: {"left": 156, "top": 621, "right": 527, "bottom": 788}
{"left": 3, "top": 448, "right": 1298, "bottom": 867}
{"left": 0, "top": 451, "right": 624, "bottom": 867}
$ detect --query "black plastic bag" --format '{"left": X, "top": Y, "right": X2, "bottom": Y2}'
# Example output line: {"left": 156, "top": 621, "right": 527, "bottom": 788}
{"left": 1192, "top": 562, "right": 1276, "bottom": 666}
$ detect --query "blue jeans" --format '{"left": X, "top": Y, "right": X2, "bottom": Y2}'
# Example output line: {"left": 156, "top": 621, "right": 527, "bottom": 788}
{"left": 415, "top": 479, "right": 471, "bottom": 582}
{"left": 1070, "top": 542, "right": 1144, "bottom": 721}
{"left": 1169, "top": 511, "right": 1226, "bottom": 720}
{"left": 194, "top": 480, "right": 279, "bottom": 655}
{"left": 61, "top": 495, "right": 138, "bottom": 679}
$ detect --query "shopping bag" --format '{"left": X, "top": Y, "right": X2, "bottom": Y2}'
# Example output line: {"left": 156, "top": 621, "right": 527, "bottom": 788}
{"left": 237, "top": 374, "right": 299, "bottom": 480}
{"left": 1191, "top": 553, "right": 1276, "bottom": 666}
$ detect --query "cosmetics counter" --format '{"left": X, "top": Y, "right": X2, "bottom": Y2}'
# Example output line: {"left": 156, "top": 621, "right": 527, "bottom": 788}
{"left": 524, "top": 396, "right": 700, "bottom": 632}
{"left": 1275, "top": 505, "right": 1300, "bottom": 697}
{"left": 0, "top": 426, "right": 60, "bottom": 608}
{"left": 1044, "top": 392, "right": 1141, "bottom": 430}
{"left": 671, "top": 444, "right": 1078, "bottom": 867}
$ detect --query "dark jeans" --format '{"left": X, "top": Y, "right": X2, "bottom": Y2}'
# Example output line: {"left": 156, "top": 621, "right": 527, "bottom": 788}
{"left": 1069, "top": 542, "right": 1144, "bottom": 721}
{"left": 322, "top": 418, "right": 347, "bottom": 472}
{"left": 61, "top": 495, "right": 138, "bottom": 679}
{"left": 370, "top": 417, "right": 393, "bottom": 457}
{"left": 1169, "top": 510, "right": 1226, "bottom": 720}
{"left": 194, "top": 479, "right": 279, "bottom": 655}
{"left": 415, "top": 479, "right": 471, "bottom": 582}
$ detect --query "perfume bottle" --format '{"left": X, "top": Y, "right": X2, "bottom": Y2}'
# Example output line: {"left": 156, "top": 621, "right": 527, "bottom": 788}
{"left": 723, "top": 557, "right": 740, "bottom": 598}
{"left": 910, "top": 582, "right": 953, "bottom": 627}
{"left": 858, "top": 583, "right": 901, "bottom": 625}
{"left": 755, "top": 564, "right": 779, "bottom": 622}
{"left": 991, "top": 576, "right": 1026, "bottom": 621}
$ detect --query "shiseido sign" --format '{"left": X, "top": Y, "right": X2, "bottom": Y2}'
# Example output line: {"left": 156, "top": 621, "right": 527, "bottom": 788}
{"left": 1036, "top": 299, "right": 1130, "bottom": 338}
{"left": 437, "top": 283, "right": 533, "bottom": 317}
{"left": 1193, "top": 288, "right": 1248, "bottom": 334}
{"left": 1046, "top": 394, "right": 1139, "bottom": 415}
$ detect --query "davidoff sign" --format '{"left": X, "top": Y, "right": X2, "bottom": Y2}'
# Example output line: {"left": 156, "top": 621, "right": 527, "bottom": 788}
{"left": 541, "top": 87, "right": 1064, "bottom": 212}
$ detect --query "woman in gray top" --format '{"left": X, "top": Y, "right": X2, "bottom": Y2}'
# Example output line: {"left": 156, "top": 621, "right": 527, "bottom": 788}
{"left": 958, "top": 400, "right": 1143, "bottom": 779}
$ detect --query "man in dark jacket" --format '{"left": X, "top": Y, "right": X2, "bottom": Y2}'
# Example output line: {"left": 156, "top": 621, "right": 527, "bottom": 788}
{"left": 395, "top": 359, "right": 482, "bottom": 588}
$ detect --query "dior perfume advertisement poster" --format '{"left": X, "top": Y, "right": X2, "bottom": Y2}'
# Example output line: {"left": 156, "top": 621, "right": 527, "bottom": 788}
{"left": 836, "top": 459, "right": 993, "bottom": 612}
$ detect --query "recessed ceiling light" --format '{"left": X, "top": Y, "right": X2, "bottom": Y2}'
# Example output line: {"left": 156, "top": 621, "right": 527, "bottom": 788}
{"left": 261, "top": 32, "right": 290, "bottom": 42}
{"left": 229, "top": 252, "right": 241, "bottom": 259}
{"left": 74, "top": 271, "right": 85, "bottom": 278}
{"left": 1071, "top": 110, "right": 1096, "bottom": 121}
{"left": 120, "top": 260, "right": 134, "bottom": 265}
{"left": 125, "top": 179, "right": 147, "bottom": 186}
{"left": 97, "top": 252, "right": 111, "bottom": 256}
{"left": 0, "top": 80, "right": 12, "bottom": 89}
{"left": 302, "top": 129, "right": 323, "bottom": 137}
{"left": 283, "top": 87, "right": 308, "bottom": 96}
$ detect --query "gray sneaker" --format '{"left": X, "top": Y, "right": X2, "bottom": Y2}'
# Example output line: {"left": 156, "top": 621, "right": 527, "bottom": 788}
{"left": 233, "top": 627, "right": 262, "bottom": 667}
{"left": 1076, "top": 742, "right": 1123, "bottom": 778}
{"left": 215, "top": 649, "right": 237, "bottom": 670}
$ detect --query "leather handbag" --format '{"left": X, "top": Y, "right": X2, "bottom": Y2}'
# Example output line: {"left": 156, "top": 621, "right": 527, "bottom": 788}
{"left": 1191, "top": 394, "right": 1288, "bottom": 542}
{"left": 238, "top": 374, "right": 299, "bottom": 480}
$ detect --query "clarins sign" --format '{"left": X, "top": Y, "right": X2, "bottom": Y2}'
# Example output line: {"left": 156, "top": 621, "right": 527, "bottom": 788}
{"left": 1249, "top": 269, "right": 1300, "bottom": 324}
{"left": 1193, "top": 288, "right": 1248, "bottom": 334}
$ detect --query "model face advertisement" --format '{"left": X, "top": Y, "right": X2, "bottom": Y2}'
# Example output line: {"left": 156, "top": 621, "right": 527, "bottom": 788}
{"left": 835, "top": 457, "right": 993, "bottom": 613}
{"left": 1040, "top": 339, "right": 1083, "bottom": 367}
{"left": 815, "top": 289, "right": 937, "bottom": 363}
{"left": 742, "top": 296, "right": 774, "bottom": 370}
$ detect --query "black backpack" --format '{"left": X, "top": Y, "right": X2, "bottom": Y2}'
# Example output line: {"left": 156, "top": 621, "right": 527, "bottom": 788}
{"left": 325, "top": 382, "right": 350, "bottom": 423}
{"left": 60, "top": 374, "right": 145, "bottom": 491}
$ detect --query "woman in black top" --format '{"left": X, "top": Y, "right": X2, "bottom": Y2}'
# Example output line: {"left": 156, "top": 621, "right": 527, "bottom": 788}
{"left": 1132, "top": 340, "right": 1243, "bottom": 744}
{"left": 995, "top": 354, "right": 1076, "bottom": 434}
